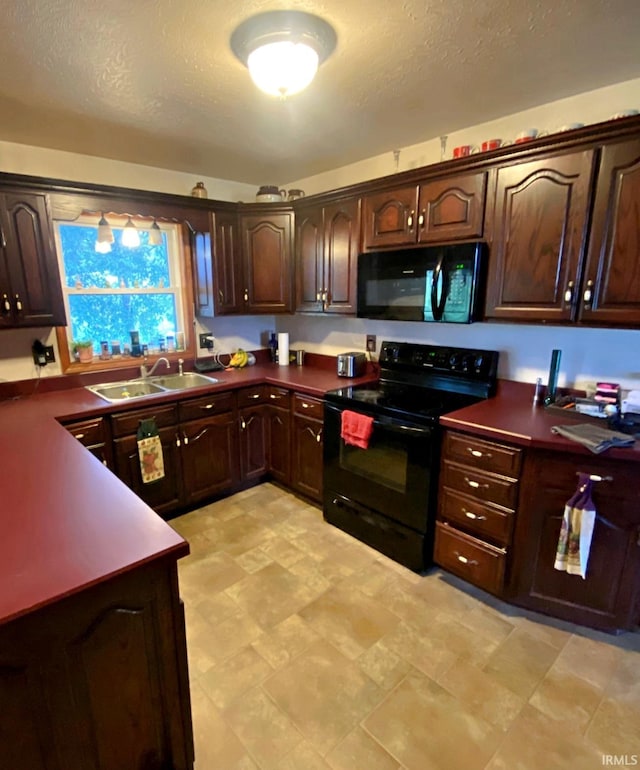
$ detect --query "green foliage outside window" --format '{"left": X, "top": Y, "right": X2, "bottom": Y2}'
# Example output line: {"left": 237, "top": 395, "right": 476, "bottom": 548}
{"left": 57, "top": 224, "right": 181, "bottom": 351}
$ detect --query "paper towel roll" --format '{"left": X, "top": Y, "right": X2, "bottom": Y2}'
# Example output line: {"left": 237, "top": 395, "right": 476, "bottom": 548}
{"left": 278, "top": 333, "right": 289, "bottom": 366}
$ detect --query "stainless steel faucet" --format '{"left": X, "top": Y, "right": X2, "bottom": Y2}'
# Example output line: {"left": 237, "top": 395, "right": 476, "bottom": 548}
{"left": 178, "top": 358, "right": 184, "bottom": 376}
{"left": 140, "top": 356, "right": 170, "bottom": 379}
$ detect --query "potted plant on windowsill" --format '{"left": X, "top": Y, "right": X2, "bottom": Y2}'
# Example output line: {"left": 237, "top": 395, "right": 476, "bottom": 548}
{"left": 72, "top": 340, "right": 94, "bottom": 363}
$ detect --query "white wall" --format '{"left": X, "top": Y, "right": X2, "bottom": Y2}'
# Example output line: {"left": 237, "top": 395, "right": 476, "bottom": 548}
{"left": 275, "top": 315, "right": 640, "bottom": 393}
{"left": 285, "top": 77, "right": 640, "bottom": 195}
{"left": 1, "top": 78, "right": 640, "bottom": 386}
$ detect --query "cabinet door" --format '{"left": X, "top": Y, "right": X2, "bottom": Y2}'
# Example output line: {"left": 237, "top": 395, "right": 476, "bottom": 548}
{"left": 485, "top": 151, "right": 594, "bottom": 322}
{"left": 291, "top": 414, "right": 323, "bottom": 502}
{"left": 0, "top": 191, "right": 66, "bottom": 328}
{"left": 239, "top": 405, "right": 267, "bottom": 482}
{"left": 213, "top": 209, "right": 242, "bottom": 314}
{"left": 417, "top": 172, "right": 486, "bottom": 243}
{"left": 267, "top": 406, "right": 291, "bottom": 486}
{"left": 580, "top": 139, "right": 640, "bottom": 324}
{"left": 113, "top": 426, "right": 183, "bottom": 517}
{"left": 362, "top": 186, "right": 420, "bottom": 249}
{"left": 324, "top": 198, "right": 360, "bottom": 314}
{"left": 193, "top": 230, "right": 214, "bottom": 318}
{"left": 241, "top": 213, "right": 293, "bottom": 312}
{"left": 510, "top": 450, "right": 640, "bottom": 631}
{"left": 181, "top": 413, "right": 239, "bottom": 505}
{"left": 0, "top": 562, "right": 193, "bottom": 770}
{"left": 295, "top": 204, "right": 324, "bottom": 312}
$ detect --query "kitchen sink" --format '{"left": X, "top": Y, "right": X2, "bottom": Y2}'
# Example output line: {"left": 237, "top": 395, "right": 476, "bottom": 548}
{"left": 149, "top": 372, "right": 218, "bottom": 390}
{"left": 86, "top": 380, "right": 168, "bottom": 403}
{"left": 86, "top": 372, "right": 219, "bottom": 403}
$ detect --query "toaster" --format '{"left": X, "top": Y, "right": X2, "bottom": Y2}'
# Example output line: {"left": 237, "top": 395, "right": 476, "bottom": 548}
{"left": 337, "top": 352, "right": 367, "bottom": 378}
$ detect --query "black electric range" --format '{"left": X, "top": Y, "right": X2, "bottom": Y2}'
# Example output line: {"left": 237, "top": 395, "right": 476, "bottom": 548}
{"left": 323, "top": 341, "right": 499, "bottom": 571}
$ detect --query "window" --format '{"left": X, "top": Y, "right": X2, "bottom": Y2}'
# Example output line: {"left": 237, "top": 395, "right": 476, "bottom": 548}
{"left": 54, "top": 215, "right": 194, "bottom": 368}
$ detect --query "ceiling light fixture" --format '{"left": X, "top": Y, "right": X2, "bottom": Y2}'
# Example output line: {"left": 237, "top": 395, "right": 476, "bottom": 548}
{"left": 148, "top": 220, "right": 163, "bottom": 246}
{"left": 230, "top": 10, "right": 337, "bottom": 98}
{"left": 121, "top": 217, "right": 140, "bottom": 248}
{"left": 95, "top": 213, "right": 114, "bottom": 253}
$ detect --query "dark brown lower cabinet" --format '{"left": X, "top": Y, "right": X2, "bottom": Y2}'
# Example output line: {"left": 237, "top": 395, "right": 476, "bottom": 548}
{"left": 239, "top": 404, "right": 268, "bottom": 483}
{"left": 267, "top": 405, "right": 291, "bottom": 486}
{"left": 181, "top": 412, "right": 239, "bottom": 505}
{"left": 113, "top": 425, "right": 183, "bottom": 518}
{"left": 291, "top": 394, "right": 324, "bottom": 502}
{"left": 0, "top": 560, "right": 194, "bottom": 770}
{"left": 509, "top": 449, "right": 640, "bottom": 632}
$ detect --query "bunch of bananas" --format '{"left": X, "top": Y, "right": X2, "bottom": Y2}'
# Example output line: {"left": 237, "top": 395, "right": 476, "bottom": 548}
{"left": 228, "top": 348, "right": 249, "bottom": 368}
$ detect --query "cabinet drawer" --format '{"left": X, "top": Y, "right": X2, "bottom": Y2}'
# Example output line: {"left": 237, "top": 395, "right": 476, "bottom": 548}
{"left": 439, "top": 488, "right": 513, "bottom": 546}
{"left": 64, "top": 417, "right": 107, "bottom": 446}
{"left": 442, "top": 460, "right": 518, "bottom": 510}
{"left": 179, "top": 392, "right": 234, "bottom": 421}
{"left": 266, "top": 386, "right": 290, "bottom": 408}
{"left": 443, "top": 432, "right": 522, "bottom": 476}
{"left": 237, "top": 385, "right": 266, "bottom": 407}
{"left": 293, "top": 393, "right": 323, "bottom": 419}
{"left": 111, "top": 403, "right": 178, "bottom": 437}
{"left": 434, "top": 522, "right": 506, "bottom": 595}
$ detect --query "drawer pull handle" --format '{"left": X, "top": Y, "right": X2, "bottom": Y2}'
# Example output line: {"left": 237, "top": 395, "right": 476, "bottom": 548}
{"left": 73, "top": 432, "right": 85, "bottom": 439}
{"left": 249, "top": 393, "right": 261, "bottom": 400}
{"left": 301, "top": 402, "right": 310, "bottom": 408}
{"left": 463, "top": 509, "right": 487, "bottom": 521}
{"left": 454, "top": 552, "right": 478, "bottom": 566}
{"left": 467, "top": 448, "right": 491, "bottom": 458}
{"left": 464, "top": 477, "right": 489, "bottom": 489}
{"left": 200, "top": 403, "right": 214, "bottom": 410}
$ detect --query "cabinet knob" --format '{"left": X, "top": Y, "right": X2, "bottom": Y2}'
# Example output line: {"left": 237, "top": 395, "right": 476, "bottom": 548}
{"left": 316, "top": 291, "right": 322, "bottom": 302}
{"left": 240, "top": 417, "right": 246, "bottom": 430}
{"left": 2, "top": 293, "right": 11, "bottom": 312}
{"left": 15, "top": 294, "right": 22, "bottom": 312}
{"left": 464, "top": 477, "right": 489, "bottom": 489}
{"left": 563, "top": 281, "right": 574, "bottom": 304}
{"left": 243, "top": 289, "right": 249, "bottom": 302}
{"left": 407, "top": 211, "right": 415, "bottom": 228}
{"left": 418, "top": 212, "right": 425, "bottom": 227}
{"left": 463, "top": 509, "right": 487, "bottom": 521}
{"left": 454, "top": 552, "right": 479, "bottom": 566}
{"left": 0, "top": 227, "right": 6, "bottom": 249}
{"left": 218, "top": 289, "right": 224, "bottom": 303}
{"left": 176, "top": 434, "right": 181, "bottom": 447}
{"left": 583, "top": 279, "right": 594, "bottom": 306}
{"left": 467, "top": 447, "right": 491, "bottom": 458}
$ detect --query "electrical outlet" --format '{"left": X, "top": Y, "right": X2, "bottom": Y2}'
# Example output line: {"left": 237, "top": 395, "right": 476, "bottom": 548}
{"left": 43, "top": 345, "right": 55, "bottom": 363}
{"left": 199, "top": 333, "right": 214, "bottom": 350}
{"left": 366, "top": 334, "right": 376, "bottom": 352}
{"left": 32, "top": 340, "right": 55, "bottom": 366}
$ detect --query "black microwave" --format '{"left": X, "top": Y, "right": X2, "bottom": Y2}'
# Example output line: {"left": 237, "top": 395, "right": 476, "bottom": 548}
{"left": 357, "top": 242, "right": 486, "bottom": 323}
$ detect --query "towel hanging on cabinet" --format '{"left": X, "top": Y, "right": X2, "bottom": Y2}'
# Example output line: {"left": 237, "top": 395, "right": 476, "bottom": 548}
{"left": 554, "top": 473, "right": 596, "bottom": 579}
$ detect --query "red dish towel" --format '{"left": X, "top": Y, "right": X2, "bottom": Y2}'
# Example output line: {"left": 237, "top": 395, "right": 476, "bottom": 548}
{"left": 341, "top": 410, "right": 374, "bottom": 449}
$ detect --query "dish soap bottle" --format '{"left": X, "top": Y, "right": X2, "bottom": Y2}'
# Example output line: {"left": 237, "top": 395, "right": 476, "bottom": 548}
{"left": 268, "top": 332, "right": 278, "bottom": 363}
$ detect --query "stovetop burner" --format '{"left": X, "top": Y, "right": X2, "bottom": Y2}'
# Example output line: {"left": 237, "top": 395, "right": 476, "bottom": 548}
{"left": 325, "top": 341, "right": 499, "bottom": 424}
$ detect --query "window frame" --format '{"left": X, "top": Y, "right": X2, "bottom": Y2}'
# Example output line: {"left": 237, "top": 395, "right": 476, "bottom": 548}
{"left": 54, "top": 213, "right": 198, "bottom": 375}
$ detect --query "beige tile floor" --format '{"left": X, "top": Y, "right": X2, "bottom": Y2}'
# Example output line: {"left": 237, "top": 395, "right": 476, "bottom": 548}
{"left": 171, "top": 483, "right": 640, "bottom": 770}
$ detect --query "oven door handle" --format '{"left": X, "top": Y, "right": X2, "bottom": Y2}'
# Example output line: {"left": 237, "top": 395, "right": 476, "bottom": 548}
{"left": 373, "top": 420, "right": 432, "bottom": 436}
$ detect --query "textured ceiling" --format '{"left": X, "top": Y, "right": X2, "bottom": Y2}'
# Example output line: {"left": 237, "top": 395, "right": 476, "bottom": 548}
{"left": 1, "top": 0, "right": 639, "bottom": 184}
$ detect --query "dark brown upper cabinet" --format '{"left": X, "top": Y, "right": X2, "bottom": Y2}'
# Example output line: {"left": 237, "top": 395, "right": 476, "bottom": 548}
{"left": 485, "top": 150, "right": 595, "bottom": 322}
{"left": 241, "top": 212, "right": 293, "bottom": 313}
{"left": 362, "top": 172, "right": 487, "bottom": 250}
{"left": 0, "top": 190, "right": 66, "bottom": 328}
{"left": 295, "top": 197, "right": 360, "bottom": 314}
{"left": 212, "top": 209, "right": 242, "bottom": 315}
{"left": 579, "top": 138, "right": 640, "bottom": 325}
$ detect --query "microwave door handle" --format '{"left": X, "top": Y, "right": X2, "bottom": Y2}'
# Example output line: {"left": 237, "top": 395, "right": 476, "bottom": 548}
{"left": 431, "top": 253, "right": 445, "bottom": 320}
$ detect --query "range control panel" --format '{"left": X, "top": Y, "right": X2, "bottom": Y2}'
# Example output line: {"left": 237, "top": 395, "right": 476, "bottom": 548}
{"left": 379, "top": 341, "right": 499, "bottom": 381}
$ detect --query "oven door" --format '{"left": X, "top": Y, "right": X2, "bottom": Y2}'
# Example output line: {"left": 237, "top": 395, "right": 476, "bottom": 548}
{"left": 323, "top": 402, "right": 438, "bottom": 532}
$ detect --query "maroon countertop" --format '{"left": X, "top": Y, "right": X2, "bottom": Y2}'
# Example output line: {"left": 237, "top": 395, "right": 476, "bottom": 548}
{"left": 2, "top": 365, "right": 636, "bottom": 627}
{"left": 441, "top": 379, "right": 640, "bottom": 462}
{"left": 0, "top": 362, "right": 375, "bottom": 627}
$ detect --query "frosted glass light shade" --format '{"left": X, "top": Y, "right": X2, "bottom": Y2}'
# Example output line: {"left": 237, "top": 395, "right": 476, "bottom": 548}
{"left": 231, "top": 11, "right": 336, "bottom": 98}
{"left": 149, "top": 220, "right": 163, "bottom": 245}
{"left": 95, "top": 240, "right": 112, "bottom": 254}
{"left": 248, "top": 41, "right": 319, "bottom": 97}
{"left": 121, "top": 217, "right": 140, "bottom": 248}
